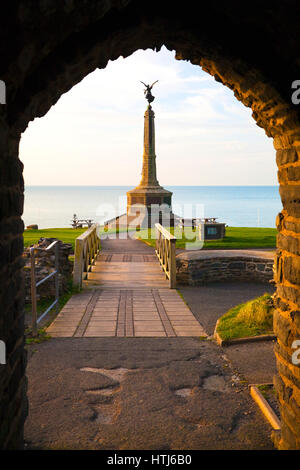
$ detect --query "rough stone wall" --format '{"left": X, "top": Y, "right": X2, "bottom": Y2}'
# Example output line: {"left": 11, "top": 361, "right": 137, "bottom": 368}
{"left": 176, "top": 256, "right": 274, "bottom": 286}
{"left": 0, "top": 0, "right": 300, "bottom": 450}
{"left": 23, "top": 238, "right": 73, "bottom": 302}
{"left": 0, "top": 127, "right": 27, "bottom": 449}
{"left": 272, "top": 140, "right": 300, "bottom": 450}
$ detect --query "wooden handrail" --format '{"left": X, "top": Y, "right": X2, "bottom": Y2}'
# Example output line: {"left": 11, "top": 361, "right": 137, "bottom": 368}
{"left": 73, "top": 224, "right": 101, "bottom": 288}
{"left": 155, "top": 223, "right": 176, "bottom": 289}
{"left": 156, "top": 223, "right": 176, "bottom": 241}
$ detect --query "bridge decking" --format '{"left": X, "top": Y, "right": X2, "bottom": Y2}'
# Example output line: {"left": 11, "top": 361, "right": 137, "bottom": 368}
{"left": 47, "top": 236, "right": 207, "bottom": 338}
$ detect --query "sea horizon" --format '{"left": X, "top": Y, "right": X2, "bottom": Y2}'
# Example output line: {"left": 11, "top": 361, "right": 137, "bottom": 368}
{"left": 23, "top": 185, "right": 282, "bottom": 229}
{"left": 25, "top": 184, "right": 279, "bottom": 187}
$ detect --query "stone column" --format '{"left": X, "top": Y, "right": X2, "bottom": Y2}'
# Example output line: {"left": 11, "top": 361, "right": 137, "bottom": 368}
{"left": 0, "top": 124, "right": 27, "bottom": 449}
{"left": 139, "top": 105, "right": 159, "bottom": 187}
{"left": 273, "top": 139, "right": 300, "bottom": 450}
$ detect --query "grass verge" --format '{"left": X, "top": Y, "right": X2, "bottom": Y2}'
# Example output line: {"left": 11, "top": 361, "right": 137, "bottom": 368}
{"left": 23, "top": 228, "right": 86, "bottom": 250}
{"left": 24, "top": 226, "right": 277, "bottom": 251}
{"left": 216, "top": 293, "right": 274, "bottom": 341}
{"left": 258, "top": 384, "right": 276, "bottom": 399}
{"left": 135, "top": 226, "right": 276, "bottom": 250}
{"left": 23, "top": 226, "right": 135, "bottom": 251}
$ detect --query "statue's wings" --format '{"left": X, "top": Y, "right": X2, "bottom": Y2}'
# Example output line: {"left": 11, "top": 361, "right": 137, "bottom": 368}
{"left": 140, "top": 81, "right": 147, "bottom": 87}
{"left": 149, "top": 80, "right": 159, "bottom": 89}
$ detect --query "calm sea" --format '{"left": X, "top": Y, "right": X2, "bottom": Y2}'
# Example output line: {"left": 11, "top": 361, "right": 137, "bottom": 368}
{"left": 23, "top": 186, "right": 282, "bottom": 229}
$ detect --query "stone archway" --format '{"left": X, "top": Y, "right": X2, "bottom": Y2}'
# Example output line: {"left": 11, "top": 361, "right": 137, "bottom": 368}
{"left": 1, "top": 1, "right": 300, "bottom": 449}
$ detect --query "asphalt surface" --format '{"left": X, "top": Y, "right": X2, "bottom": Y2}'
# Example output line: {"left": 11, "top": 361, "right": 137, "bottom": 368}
{"left": 179, "top": 281, "right": 276, "bottom": 336}
{"left": 179, "top": 282, "right": 277, "bottom": 385}
{"left": 24, "top": 240, "right": 277, "bottom": 450}
{"left": 24, "top": 337, "right": 274, "bottom": 450}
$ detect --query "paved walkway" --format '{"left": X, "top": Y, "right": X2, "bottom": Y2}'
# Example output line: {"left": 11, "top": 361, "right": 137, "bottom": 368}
{"left": 28, "top": 239, "right": 277, "bottom": 450}
{"left": 47, "top": 236, "right": 207, "bottom": 338}
{"left": 84, "top": 235, "right": 169, "bottom": 288}
{"left": 47, "top": 289, "right": 206, "bottom": 338}
{"left": 86, "top": 255, "right": 169, "bottom": 288}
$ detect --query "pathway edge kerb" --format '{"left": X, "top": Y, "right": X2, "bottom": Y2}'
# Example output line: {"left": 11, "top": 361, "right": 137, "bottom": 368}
{"left": 176, "top": 249, "right": 275, "bottom": 262}
{"left": 213, "top": 319, "right": 276, "bottom": 347}
{"left": 249, "top": 385, "right": 281, "bottom": 431}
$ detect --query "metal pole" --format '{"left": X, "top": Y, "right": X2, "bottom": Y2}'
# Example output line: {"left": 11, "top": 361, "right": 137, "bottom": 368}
{"left": 30, "top": 247, "right": 38, "bottom": 337}
{"left": 55, "top": 243, "right": 59, "bottom": 314}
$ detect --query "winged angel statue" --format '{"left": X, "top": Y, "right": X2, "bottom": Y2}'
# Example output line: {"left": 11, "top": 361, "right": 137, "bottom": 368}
{"left": 140, "top": 80, "right": 159, "bottom": 104}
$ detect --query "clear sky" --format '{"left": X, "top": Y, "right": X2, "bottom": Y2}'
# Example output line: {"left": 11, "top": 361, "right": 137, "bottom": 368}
{"left": 20, "top": 46, "right": 277, "bottom": 186}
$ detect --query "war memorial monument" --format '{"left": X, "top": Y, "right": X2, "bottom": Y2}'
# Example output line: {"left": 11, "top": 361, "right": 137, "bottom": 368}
{"left": 105, "top": 81, "right": 174, "bottom": 230}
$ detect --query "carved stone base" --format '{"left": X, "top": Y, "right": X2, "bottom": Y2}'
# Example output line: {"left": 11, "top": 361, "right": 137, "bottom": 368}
{"left": 127, "top": 185, "right": 173, "bottom": 228}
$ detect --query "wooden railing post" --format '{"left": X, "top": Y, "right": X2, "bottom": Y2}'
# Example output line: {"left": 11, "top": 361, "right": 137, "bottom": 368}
{"left": 169, "top": 238, "right": 176, "bottom": 289}
{"left": 73, "top": 224, "right": 100, "bottom": 289}
{"left": 154, "top": 223, "right": 176, "bottom": 289}
{"left": 73, "top": 237, "right": 83, "bottom": 289}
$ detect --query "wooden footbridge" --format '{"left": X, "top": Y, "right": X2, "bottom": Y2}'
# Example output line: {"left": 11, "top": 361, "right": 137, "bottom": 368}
{"left": 47, "top": 224, "right": 206, "bottom": 338}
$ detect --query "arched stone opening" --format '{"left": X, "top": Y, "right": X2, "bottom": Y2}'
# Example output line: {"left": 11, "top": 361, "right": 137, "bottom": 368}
{"left": 1, "top": 1, "right": 300, "bottom": 449}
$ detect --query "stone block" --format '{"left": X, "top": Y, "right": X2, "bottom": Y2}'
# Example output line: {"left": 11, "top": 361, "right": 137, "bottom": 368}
{"left": 293, "top": 310, "right": 300, "bottom": 330}
{"left": 284, "top": 218, "right": 300, "bottom": 234}
{"left": 276, "top": 148, "right": 298, "bottom": 166}
{"left": 257, "top": 263, "right": 266, "bottom": 271}
{"left": 273, "top": 309, "right": 292, "bottom": 347}
{"left": 283, "top": 255, "right": 300, "bottom": 285}
{"left": 287, "top": 165, "right": 300, "bottom": 182}
{"left": 277, "top": 284, "right": 300, "bottom": 308}
{"left": 277, "top": 233, "right": 299, "bottom": 255}
{"left": 274, "top": 295, "right": 290, "bottom": 312}
{"left": 279, "top": 421, "right": 298, "bottom": 450}
{"left": 276, "top": 353, "right": 300, "bottom": 390}
{"left": 289, "top": 397, "right": 300, "bottom": 422}
{"left": 228, "top": 261, "right": 245, "bottom": 269}
{"left": 246, "top": 262, "right": 256, "bottom": 271}
{"left": 281, "top": 404, "right": 300, "bottom": 437}
{"left": 279, "top": 185, "right": 300, "bottom": 218}
{"left": 274, "top": 374, "right": 293, "bottom": 403}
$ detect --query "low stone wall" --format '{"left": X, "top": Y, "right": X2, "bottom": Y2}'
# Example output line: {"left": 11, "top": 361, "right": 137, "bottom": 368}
{"left": 23, "top": 238, "right": 73, "bottom": 302}
{"left": 176, "top": 250, "right": 275, "bottom": 285}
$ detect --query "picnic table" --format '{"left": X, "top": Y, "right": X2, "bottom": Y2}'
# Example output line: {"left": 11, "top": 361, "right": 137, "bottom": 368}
{"left": 71, "top": 214, "right": 94, "bottom": 229}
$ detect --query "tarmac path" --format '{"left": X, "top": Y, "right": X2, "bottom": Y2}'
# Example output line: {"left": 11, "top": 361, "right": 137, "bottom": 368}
{"left": 25, "top": 237, "right": 276, "bottom": 450}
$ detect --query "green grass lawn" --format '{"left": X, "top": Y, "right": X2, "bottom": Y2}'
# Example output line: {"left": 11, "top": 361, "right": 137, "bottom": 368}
{"left": 23, "top": 228, "right": 86, "bottom": 250}
{"left": 23, "top": 226, "right": 134, "bottom": 251}
{"left": 135, "top": 226, "right": 277, "bottom": 250}
{"left": 23, "top": 226, "right": 277, "bottom": 251}
{"left": 216, "top": 293, "right": 274, "bottom": 341}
